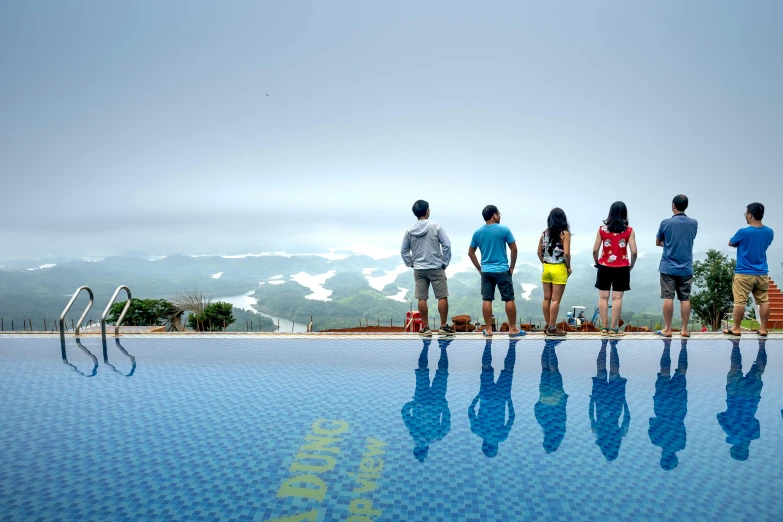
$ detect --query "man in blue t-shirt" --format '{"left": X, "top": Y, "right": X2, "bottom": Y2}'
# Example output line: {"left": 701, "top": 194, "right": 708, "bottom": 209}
{"left": 656, "top": 194, "right": 698, "bottom": 337}
{"left": 725, "top": 202, "right": 775, "bottom": 337}
{"left": 468, "top": 205, "right": 523, "bottom": 337}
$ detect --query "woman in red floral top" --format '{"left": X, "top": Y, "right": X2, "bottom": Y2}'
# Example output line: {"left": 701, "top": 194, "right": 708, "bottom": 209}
{"left": 592, "top": 201, "right": 638, "bottom": 336}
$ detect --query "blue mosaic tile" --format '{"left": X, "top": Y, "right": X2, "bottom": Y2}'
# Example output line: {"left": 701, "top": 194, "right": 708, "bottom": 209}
{"left": 0, "top": 337, "right": 781, "bottom": 521}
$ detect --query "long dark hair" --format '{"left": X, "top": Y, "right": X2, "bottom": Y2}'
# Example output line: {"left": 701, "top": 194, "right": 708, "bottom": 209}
{"left": 546, "top": 208, "right": 570, "bottom": 255}
{"left": 603, "top": 201, "right": 628, "bottom": 233}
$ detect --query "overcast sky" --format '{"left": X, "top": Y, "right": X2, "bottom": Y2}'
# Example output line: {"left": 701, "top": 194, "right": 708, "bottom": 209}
{"left": 1, "top": 0, "right": 781, "bottom": 261}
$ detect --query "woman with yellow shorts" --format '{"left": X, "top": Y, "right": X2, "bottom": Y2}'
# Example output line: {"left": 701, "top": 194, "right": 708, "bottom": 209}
{"left": 537, "top": 208, "right": 572, "bottom": 336}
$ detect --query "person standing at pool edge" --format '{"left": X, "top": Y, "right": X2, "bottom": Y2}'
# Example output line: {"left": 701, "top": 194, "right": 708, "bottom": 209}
{"left": 724, "top": 202, "right": 774, "bottom": 336}
{"left": 401, "top": 200, "right": 455, "bottom": 336}
{"left": 656, "top": 194, "right": 698, "bottom": 337}
{"left": 538, "top": 208, "right": 572, "bottom": 336}
{"left": 468, "top": 205, "right": 524, "bottom": 337}
{"left": 593, "top": 201, "right": 637, "bottom": 336}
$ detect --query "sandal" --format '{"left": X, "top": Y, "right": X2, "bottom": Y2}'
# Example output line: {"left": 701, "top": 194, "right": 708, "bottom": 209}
{"left": 610, "top": 328, "right": 624, "bottom": 337}
{"left": 681, "top": 331, "right": 691, "bottom": 338}
{"left": 655, "top": 330, "right": 673, "bottom": 338}
{"left": 722, "top": 328, "right": 741, "bottom": 337}
{"left": 600, "top": 328, "right": 610, "bottom": 336}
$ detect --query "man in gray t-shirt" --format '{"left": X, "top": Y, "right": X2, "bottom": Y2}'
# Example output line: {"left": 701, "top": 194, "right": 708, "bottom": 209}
{"left": 656, "top": 194, "right": 698, "bottom": 337}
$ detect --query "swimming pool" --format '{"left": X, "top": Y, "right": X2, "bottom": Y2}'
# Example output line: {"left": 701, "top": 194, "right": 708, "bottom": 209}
{"left": 1, "top": 336, "right": 781, "bottom": 521}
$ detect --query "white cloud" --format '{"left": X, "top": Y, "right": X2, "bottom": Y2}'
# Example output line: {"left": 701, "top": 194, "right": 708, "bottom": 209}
{"left": 290, "top": 270, "right": 337, "bottom": 301}
{"left": 445, "top": 255, "right": 474, "bottom": 278}
{"left": 27, "top": 264, "right": 56, "bottom": 271}
{"left": 269, "top": 275, "right": 284, "bottom": 280}
{"left": 258, "top": 281, "right": 265, "bottom": 285}
{"left": 341, "top": 245, "right": 399, "bottom": 260}
{"left": 520, "top": 283, "right": 537, "bottom": 301}
{"left": 362, "top": 268, "right": 378, "bottom": 275}
{"left": 366, "top": 264, "right": 408, "bottom": 291}
{"left": 386, "top": 287, "right": 408, "bottom": 302}
{"left": 211, "top": 272, "right": 223, "bottom": 279}
{"left": 268, "top": 280, "right": 286, "bottom": 285}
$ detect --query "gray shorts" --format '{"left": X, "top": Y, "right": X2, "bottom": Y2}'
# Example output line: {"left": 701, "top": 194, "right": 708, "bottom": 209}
{"left": 414, "top": 268, "right": 449, "bottom": 300}
{"left": 660, "top": 273, "right": 693, "bottom": 301}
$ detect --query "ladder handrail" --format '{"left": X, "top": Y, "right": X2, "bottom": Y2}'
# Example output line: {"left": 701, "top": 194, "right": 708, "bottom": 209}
{"left": 59, "top": 286, "right": 94, "bottom": 345}
{"left": 101, "top": 285, "right": 132, "bottom": 341}
{"left": 103, "top": 338, "right": 136, "bottom": 377}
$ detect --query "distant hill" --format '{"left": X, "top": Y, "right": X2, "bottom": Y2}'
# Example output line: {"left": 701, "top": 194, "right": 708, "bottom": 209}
{"left": 1, "top": 248, "right": 781, "bottom": 331}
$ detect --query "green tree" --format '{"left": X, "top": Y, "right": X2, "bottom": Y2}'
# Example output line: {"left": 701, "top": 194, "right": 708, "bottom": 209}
{"left": 108, "top": 299, "right": 175, "bottom": 326}
{"left": 690, "top": 249, "right": 736, "bottom": 331}
{"left": 188, "top": 301, "right": 235, "bottom": 331}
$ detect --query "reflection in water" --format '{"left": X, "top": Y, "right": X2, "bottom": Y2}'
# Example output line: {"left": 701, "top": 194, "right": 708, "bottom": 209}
{"left": 469, "top": 340, "right": 517, "bottom": 458}
{"left": 535, "top": 339, "right": 568, "bottom": 453}
{"left": 649, "top": 339, "right": 688, "bottom": 470}
{"left": 401, "top": 339, "right": 452, "bottom": 462}
{"left": 60, "top": 338, "right": 99, "bottom": 377}
{"left": 717, "top": 339, "right": 766, "bottom": 461}
{"left": 103, "top": 338, "right": 137, "bottom": 377}
{"left": 589, "top": 339, "right": 630, "bottom": 461}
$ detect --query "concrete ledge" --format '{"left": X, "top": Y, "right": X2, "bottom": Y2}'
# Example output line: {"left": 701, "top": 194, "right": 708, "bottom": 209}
{"left": 1, "top": 332, "right": 781, "bottom": 340}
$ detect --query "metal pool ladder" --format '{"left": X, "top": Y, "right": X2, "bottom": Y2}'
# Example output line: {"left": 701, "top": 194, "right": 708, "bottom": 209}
{"left": 59, "top": 286, "right": 94, "bottom": 346}
{"left": 101, "top": 285, "right": 132, "bottom": 343}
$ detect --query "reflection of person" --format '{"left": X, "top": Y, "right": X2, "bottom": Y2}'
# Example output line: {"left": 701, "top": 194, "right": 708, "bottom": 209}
{"left": 648, "top": 339, "right": 688, "bottom": 470}
{"left": 589, "top": 339, "right": 630, "bottom": 460}
{"left": 717, "top": 339, "right": 766, "bottom": 461}
{"left": 401, "top": 339, "right": 452, "bottom": 461}
{"left": 535, "top": 340, "right": 568, "bottom": 453}
{"left": 469, "top": 340, "right": 517, "bottom": 457}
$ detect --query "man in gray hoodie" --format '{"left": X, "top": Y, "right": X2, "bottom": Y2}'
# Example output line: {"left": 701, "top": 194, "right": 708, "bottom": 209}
{"left": 401, "top": 200, "right": 454, "bottom": 336}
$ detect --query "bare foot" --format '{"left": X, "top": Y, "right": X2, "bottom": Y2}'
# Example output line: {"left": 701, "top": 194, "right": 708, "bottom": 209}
{"left": 661, "top": 328, "right": 673, "bottom": 336}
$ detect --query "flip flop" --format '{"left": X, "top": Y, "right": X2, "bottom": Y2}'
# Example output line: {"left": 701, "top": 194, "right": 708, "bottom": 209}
{"left": 482, "top": 329, "right": 492, "bottom": 338}
{"left": 757, "top": 331, "right": 768, "bottom": 337}
{"left": 600, "top": 328, "right": 610, "bottom": 336}
{"left": 509, "top": 330, "right": 527, "bottom": 338}
{"left": 681, "top": 331, "right": 691, "bottom": 338}
{"left": 722, "top": 328, "right": 741, "bottom": 336}
{"left": 655, "top": 330, "right": 673, "bottom": 338}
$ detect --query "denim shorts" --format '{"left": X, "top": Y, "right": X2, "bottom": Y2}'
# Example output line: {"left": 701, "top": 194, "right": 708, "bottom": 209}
{"left": 481, "top": 271, "right": 515, "bottom": 302}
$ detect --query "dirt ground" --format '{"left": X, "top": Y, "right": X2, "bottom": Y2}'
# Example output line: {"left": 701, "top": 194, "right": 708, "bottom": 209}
{"left": 319, "top": 326, "right": 408, "bottom": 333}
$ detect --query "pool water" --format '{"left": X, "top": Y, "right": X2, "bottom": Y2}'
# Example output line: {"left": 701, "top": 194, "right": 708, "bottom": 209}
{"left": 1, "top": 337, "right": 781, "bottom": 521}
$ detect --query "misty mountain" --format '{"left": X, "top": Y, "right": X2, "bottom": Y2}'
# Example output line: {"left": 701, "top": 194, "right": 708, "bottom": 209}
{"left": 1, "top": 249, "right": 781, "bottom": 331}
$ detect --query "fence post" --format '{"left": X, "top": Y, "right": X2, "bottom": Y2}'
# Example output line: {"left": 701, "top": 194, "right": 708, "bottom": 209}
{"left": 12, "top": 319, "right": 14, "bottom": 331}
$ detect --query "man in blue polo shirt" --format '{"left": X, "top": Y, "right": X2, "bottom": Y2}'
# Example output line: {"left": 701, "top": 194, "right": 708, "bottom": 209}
{"left": 656, "top": 194, "right": 698, "bottom": 337}
{"left": 725, "top": 202, "right": 774, "bottom": 336}
{"left": 468, "top": 205, "right": 524, "bottom": 337}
